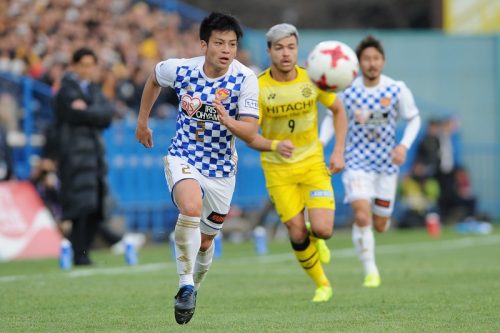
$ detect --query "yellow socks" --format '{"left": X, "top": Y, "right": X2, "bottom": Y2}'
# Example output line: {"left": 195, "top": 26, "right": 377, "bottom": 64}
{"left": 291, "top": 237, "right": 330, "bottom": 288}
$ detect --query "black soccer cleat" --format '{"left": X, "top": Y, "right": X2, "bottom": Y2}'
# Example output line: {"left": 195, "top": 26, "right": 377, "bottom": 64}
{"left": 174, "top": 285, "right": 197, "bottom": 325}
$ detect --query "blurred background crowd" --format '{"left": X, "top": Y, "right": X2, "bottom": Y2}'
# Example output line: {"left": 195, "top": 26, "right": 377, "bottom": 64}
{"left": 0, "top": 0, "right": 206, "bottom": 125}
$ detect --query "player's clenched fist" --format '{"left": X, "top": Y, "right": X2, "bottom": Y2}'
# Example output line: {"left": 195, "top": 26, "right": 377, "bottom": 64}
{"left": 277, "top": 140, "right": 294, "bottom": 158}
{"left": 391, "top": 144, "right": 407, "bottom": 165}
{"left": 329, "top": 150, "right": 345, "bottom": 174}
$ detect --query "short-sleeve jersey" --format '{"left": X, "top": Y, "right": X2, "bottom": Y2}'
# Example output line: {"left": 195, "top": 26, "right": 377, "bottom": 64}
{"left": 155, "top": 56, "right": 259, "bottom": 178}
{"left": 342, "top": 75, "right": 419, "bottom": 174}
{"left": 258, "top": 66, "right": 336, "bottom": 166}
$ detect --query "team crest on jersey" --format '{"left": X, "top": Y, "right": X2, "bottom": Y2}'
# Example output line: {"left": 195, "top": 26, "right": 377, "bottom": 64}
{"left": 380, "top": 97, "right": 391, "bottom": 107}
{"left": 181, "top": 94, "right": 202, "bottom": 116}
{"left": 301, "top": 84, "right": 313, "bottom": 98}
{"left": 215, "top": 88, "right": 230, "bottom": 101}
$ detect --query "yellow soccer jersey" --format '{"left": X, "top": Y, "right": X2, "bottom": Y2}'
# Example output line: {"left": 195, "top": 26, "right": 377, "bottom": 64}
{"left": 258, "top": 66, "right": 336, "bottom": 166}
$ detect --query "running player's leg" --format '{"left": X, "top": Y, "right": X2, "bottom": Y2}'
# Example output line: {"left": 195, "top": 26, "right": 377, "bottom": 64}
{"left": 194, "top": 175, "right": 235, "bottom": 291}
{"left": 343, "top": 170, "right": 380, "bottom": 287}
{"left": 172, "top": 179, "right": 202, "bottom": 324}
{"left": 303, "top": 162, "right": 336, "bottom": 264}
{"left": 194, "top": 234, "right": 214, "bottom": 291}
{"left": 266, "top": 166, "right": 332, "bottom": 301}
{"left": 285, "top": 213, "right": 332, "bottom": 302}
{"left": 173, "top": 180, "right": 203, "bottom": 287}
{"left": 164, "top": 156, "right": 202, "bottom": 324}
{"left": 372, "top": 173, "right": 398, "bottom": 233}
{"left": 351, "top": 199, "right": 380, "bottom": 287}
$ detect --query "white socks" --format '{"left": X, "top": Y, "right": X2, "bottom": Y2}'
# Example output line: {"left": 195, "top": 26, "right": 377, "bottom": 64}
{"left": 175, "top": 214, "right": 201, "bottom": 288}
{"left": 352, "top": 224, "right": 379, "bottom": 276}
{"left": 194, "top": 241, "right": 215, "bottom": 290}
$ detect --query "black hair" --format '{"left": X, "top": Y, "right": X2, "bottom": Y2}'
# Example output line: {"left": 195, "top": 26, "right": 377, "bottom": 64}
{"left": 72, "top": 47, "right": 97, "bottom": 64}
{"left": 356, "top": 35, "right": 385, "bottom": 60}
{"left": 199, "top": 12, "right": 243, "bottom": 43}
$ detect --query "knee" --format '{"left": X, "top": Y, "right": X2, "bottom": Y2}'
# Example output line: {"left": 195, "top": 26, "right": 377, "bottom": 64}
{"left": 178, "top": 201, "right": 202, "bottom": 217}
{"left": 311, "top": 223, "right": 334, "bottom": 240}
{"left": 354, "top": 210, "right": 371, "bottom": 227}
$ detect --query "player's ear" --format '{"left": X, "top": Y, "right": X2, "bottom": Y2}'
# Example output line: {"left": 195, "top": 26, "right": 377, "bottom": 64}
{"left": 200, "top": 40, "right": 208, "bottom": 53}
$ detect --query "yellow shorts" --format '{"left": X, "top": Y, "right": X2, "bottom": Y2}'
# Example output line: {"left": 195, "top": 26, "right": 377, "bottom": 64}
{"left": 263, "top": 160, "right": 335, "bottom": 222}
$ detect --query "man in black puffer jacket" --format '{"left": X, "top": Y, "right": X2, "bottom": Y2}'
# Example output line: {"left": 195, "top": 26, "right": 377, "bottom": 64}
{"left": 54, "top": 47, "right": 114, "bottom": 265}
{"left": 0, "top": 125, "right": 14, "bottom": 181}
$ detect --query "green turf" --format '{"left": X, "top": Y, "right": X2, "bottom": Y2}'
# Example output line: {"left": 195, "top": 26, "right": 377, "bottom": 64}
{"left": 1, "top": 227, "right": 499, "bottom": 332}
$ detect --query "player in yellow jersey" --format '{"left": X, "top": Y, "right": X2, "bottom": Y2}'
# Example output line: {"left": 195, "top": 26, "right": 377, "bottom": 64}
{"left": 248, "top": 23, "right": 347, "bottom": 302}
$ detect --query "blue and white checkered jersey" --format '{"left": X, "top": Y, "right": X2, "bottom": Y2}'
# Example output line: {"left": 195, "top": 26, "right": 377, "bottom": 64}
{"left": 342, "top": 75, "right": 419, "bottom": 174}
{"left": 155, "top": 56, "right": 259, "bottom": 178}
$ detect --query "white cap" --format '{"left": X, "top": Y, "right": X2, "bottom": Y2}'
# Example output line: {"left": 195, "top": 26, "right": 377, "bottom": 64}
{"left": 266, "top": 23, "right": 299, "bottom": 45}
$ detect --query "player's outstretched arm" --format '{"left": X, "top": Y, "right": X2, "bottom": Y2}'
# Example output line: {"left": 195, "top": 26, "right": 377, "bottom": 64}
{"left": 247, "top": 135, "right": 294, "bottom": 158}
{"left": 213, "top": 98, "right": 259, "bottom": 144}
{"left": 136, "top": 72, "right": 162, "bottom": 148}
{"left": 327, "top": 97, "right": 347, "bottom": 173}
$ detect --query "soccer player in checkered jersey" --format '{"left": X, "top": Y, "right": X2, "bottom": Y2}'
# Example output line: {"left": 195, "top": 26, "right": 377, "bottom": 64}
{"left": 135, "top": 12, "right": 259, "bottom": 324}
{"left": 320, "top": 35, "right": 421, "bottom": 287}
{"left": 247, "top": 24, "right": 348, "bottom": 302}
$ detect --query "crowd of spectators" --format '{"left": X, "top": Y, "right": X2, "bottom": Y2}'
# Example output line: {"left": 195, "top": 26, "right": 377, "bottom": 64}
{"left": 0, "top": 0, "right": 206, "bottom": 125}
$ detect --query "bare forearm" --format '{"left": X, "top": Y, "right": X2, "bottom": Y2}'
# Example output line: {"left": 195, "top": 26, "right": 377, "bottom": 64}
{"left": 247, "top": 134, "right": 274, "bottom": 152}
{"left": 329, "top": 99, "right": 347, "bottom": 153}
{"left": 332, "top": 110, "right": 347, "bottom": 153}
{"left": 137, "top": 74, "right": 161, "bottom": 125}
{"left": 225, "top": 118, "right": 258, "bottom": 144}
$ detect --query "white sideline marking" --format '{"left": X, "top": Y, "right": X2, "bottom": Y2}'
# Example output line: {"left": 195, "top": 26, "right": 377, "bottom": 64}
{"left": 249, "top": 233, "right": 500, "bottom": 264}
{"left": 1, "top": 234, "right": 499, "bottom": 283}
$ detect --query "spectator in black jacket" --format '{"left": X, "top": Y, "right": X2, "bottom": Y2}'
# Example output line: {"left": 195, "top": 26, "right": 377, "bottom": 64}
{"left": 0, "top": 125, "right": 14, "bottom": 181}
{"left": 54, "top": 47, "right": 114, "bottom": 265}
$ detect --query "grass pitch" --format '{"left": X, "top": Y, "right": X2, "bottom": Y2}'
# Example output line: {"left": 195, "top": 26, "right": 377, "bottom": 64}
{"left": 1, "top": 227, "right": 499, "bottom": 332}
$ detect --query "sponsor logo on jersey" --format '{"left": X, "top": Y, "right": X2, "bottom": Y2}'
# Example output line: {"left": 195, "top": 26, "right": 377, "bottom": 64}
{"left": 181, "top": 95, "right": 221, "bottom": 121}
{"left": 265, "top": 99, "right": 315, "bottom": 115}
{"left": 354, "top": 108, "right": 372, "bottom": 124}
{"left": 181, "top": 94, "right": 202, "bottom": 116}
{"left": 354, "top": 108, "right": 389, "bottom": 126}
{"left": 207, "top": 212, "right": 227, "bottom": 224}
{"left": 244, "top": 99, "right": 258, "bottom": 110}
{"left": 367, "top": 111, "right": 389, "bottom": 125}
{"left": 310, "top": 190, "right": 333, "bottom": 198}
{"left": 215, "top": 88, "right": 230, "bottom": 101}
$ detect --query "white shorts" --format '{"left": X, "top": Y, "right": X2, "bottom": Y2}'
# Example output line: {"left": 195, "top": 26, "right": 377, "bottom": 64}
{"left": 164, "top": 155, "right": 235, "bottom": 236}
{"left": 342, "top": 169, "right": 398, "bottom": 217}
